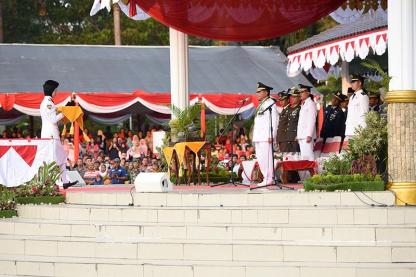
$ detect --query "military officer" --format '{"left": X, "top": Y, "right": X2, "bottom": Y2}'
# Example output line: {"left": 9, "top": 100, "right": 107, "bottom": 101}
{"left": 40, "top": 80, "right": 77, "bottom": 189}
{"left": 276, "top": 90, "right": 291, "bottom": 153}
{"left": 368, "top": 91, "right": 381, "bottom": 112}
{"left": 345, "top": 74, "right": 369, "bottom": 137}
{"left": 320, "top": 91, "right": 346, "bottom": 139}
{"left": 40, "top": 80, "right": 64, "bottom": 139}
{"left": 252, "top": 82, "right": 278, "bottom": 186}
{"left": 297, "top": 84, "right": 317, "bottom": 161}
{"left": 286, "top": 88, "right": 301, "bottom": 153}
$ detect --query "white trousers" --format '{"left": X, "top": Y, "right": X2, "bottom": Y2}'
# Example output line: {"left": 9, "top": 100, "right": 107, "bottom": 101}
{"left": 298, "top": 139, "right": 315, "bottom": 161}
{"left": 254, "top": 142, "right": 274, "bottom": 183}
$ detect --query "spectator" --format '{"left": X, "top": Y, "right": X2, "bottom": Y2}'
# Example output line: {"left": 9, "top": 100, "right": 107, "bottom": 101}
{"left": 83, "top": 162, "right": 102, "bottom": 185}
{"left": 75, "top": 158, "right": 85, "bottom": 177}
{"left": 127, "top": 139, "right": 142, "bottom": 160}
{"left": 98, "top": 163, "right": 111, "bottom": 185}
{"left": 138, "top": 139, "right": 148, "bottom": 157}
{"left": 146, "top": 159, "right": 160, "bottom": 173}
{"left": 108, "top": 138, "right": 119, "bottom": 160}
{"left": 109, "top": 158, "right": 128, "bottom": 184}
{"left": 140, "top": 157, "right": 149, "bottom": 172}
{"left": 86, "top": 138, "right": 99, "bottom": 159}
{"left": 127, "top": 162, "right": 140, "bottom": 183}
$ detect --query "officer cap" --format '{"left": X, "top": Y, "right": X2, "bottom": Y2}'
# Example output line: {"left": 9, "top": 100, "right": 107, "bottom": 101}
{"left": 368, "top": 91, "right": 381, "bottom": 98}
{"left": 333, "top": 91, "right": 344, "bottom": 101}
{"left": 43, "top": 80, "right": 59, "bottom": 97}
{"left": 298, "top": 84, "right": 312, "bottom": 92}
{"left": 256, "top": 82, "right": 273, "bottom": 93}
{"left": 351, "top": 74, "right": 366, "bottom": 84}
{"left": 339, "top": 94, "right": 348, "bottom": 102}
{"left": 277, "top": 90, "right": 290, "bottom": 101}
{"left": 289, "top": 86, "right": 301, "bottom": 97}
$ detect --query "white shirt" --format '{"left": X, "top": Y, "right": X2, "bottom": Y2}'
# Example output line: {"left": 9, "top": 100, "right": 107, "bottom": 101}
{"left": 40, "top": 96, "right": 64, "bottom": 139}
{"left": 297, "top": 97, "right": 317, "bottom": 140}
{"left": 345, "top": 89, "right": 369, "bottom": 136}
{"left": 252, "top": 97, "right": 278, "bottom": 142}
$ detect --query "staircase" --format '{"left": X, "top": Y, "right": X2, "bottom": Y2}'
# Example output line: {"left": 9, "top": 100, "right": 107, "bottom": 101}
{"left": 0, "top": 190, "right": 415, "bottom": 277}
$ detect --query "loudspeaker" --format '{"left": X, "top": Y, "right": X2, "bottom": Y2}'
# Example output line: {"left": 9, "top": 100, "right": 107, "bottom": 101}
{"left": 134, "top": 172, "right": 172, "bottom": 192}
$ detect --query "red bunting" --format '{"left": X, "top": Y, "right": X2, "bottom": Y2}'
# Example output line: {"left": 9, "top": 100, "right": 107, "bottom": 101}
{"left": 0, "top": 145, "right": 38, "bottom": 166}
{"left": 136, "top": 0, "right": 344, "bottom": 41}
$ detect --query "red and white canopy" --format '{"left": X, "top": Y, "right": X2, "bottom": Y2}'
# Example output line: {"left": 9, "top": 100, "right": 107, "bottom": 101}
{"left": 287, "top": 28, "right": 387, "bottom": 77}
{"left": 287, "top": 11, "right": 388, "bottom": 78}
{"left": 0, "top": 91, "right": 258, "bottom": 120}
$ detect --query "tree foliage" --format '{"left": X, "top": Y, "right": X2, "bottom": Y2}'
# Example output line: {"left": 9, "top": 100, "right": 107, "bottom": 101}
{"left": 2, "top": 1, "right": 337, "bottom": 50}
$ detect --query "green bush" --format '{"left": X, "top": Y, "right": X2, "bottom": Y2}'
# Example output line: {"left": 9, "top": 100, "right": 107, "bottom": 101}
{"left": 323, "top": 154, "right": 352, "bottom": 175}
{"left": 170, "top": 171, "right": 239, "bottom": 185}
{"left": 16, "top": 162, "right": 62, "bottom": 197}
{"left": 304, "top": 174, "right": 385, "bottom": 191}
{"left": 0, "top": 210, "right": 17, "bottom": 218}
{"left": 0, "top": 189, "right": 16, "bottom": 211}
{"left": 16, "top": 195, "right": 65, "bottom": 205}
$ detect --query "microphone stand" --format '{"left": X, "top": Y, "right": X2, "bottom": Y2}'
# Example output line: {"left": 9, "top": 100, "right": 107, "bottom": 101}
{"left": 210, "top": 99, "right": 250, "bottom": 187}
{"left": 251, "top": 100, "right": 294, "bottom": 191}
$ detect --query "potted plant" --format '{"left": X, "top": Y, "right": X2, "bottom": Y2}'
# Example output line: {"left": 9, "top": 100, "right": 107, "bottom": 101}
{"left": 16, "top": 162, "right": 65, "bottom": 204}
{"left": 169, "top": 104, "right": 201, "bottom": 143}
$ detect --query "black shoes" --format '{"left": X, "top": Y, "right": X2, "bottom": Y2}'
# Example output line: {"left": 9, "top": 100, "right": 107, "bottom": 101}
{"left": 63, "top": 180, "right": 79, "bottom": 189}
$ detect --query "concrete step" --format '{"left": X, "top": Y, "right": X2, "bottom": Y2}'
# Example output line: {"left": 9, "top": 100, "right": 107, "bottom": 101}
{"left": 16, "top": 204, "right": 416, "bottom": 226}
{"left": 1, "top": 234, "right": 415, "bottom": 264}
{"left": 1, "top": 218, "right": 415, "bottom": 243}
{"left": 65, "top": 190, "right": 396, "bottom": 207}
{"left": 1, "top": 255, "right": 416, "bottom": 277}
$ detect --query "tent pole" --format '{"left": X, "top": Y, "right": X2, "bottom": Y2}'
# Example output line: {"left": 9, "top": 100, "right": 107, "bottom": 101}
{"left": 170, "top": 28, "right": 189, "bottom": 115}
{"left": 74, "top": 96, "right": 80, "bottom": 162}
{"left": 341, "top": 60, "right": 350, "bottom": 94}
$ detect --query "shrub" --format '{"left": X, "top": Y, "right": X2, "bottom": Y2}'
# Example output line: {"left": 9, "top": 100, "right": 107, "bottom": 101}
{"left": 0, "top": 189, "right": 16, "bottom": 211}
{"left": 304, "top": 174, "right": 385, "bottom": 191}
{"left": 16, "top": 162, "right": 61, "bottom": 197}
{"left": 348, "top": 111, "right": 388, "bottom": 175}
{"left": 322, "top": 154, "right": 352, "bottom": 175}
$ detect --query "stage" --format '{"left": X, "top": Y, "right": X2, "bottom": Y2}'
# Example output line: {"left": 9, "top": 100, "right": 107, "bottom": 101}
{"left": 62, "top": 185, "right": 395, "bottom": 208}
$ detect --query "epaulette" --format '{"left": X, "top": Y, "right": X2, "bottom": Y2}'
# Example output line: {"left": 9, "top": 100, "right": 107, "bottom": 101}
{"left": 361, "top": 89, "right": 368, "bottom": 95}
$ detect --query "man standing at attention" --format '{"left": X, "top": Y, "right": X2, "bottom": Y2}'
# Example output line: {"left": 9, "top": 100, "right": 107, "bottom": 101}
{"left": 252, "top": 82, "right": 278, "bottom": 186}
{"left": 297, "top": 84, "right": 317, "bottom": 161}
{"left": 320, "top": 91, "right": 347, "bottom": 139}
{"left": 40, "top": 80, "right": 77, "bottom": 189}
{"left": 276, "top": 90, "right": 291, "bottom": 153}
{"left": 345, "top": 74, "right": 369, "bottom": 137}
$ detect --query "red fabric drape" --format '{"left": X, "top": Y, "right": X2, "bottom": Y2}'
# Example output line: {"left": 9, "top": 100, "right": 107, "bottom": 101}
{"left": 13, "top": 93, "right": 71, "bottom": 109}
{"left": 136, "top": 0, "right": 344, "bottom": 41}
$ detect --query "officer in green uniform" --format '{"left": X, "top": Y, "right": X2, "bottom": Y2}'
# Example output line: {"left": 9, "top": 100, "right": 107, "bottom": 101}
{"left": 276, "top": 90, "right": 291, "bottom": 152}
{"left": 286, "top": 87, "right": 301, "bottom": 153}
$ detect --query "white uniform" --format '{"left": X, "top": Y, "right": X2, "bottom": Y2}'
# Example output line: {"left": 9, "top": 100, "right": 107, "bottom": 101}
{"left": 253, "top": 97, "right": 278, "bottom": 184}
{"left": 40, "top": 96, "right": 67, "bottom": 184}
{"left": 40, "top": 96, "right": 64, "bottom": 139}
{"left": 297, "top": 97, "right": 317, "bottom": 161}
{"left": 345, "top": 89, "right": 369, "bottom": 136}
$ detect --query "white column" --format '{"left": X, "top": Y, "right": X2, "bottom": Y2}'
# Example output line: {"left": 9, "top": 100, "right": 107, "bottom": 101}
{"left": 170, "top": 28, "right": 189, "bottom": 115}
{"left": 388, "top": 0, "right": 416, "bottom": 90}
{"left": 386, "top": 0, "right": 416, "bottom": 205}
{"left": 341, "top": 60, "right": 350, "bottom": 94}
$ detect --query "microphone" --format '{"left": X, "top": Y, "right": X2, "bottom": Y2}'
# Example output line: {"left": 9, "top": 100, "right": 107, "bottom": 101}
{"left": 238, "top": 97, "right": 250, "bottom": 103}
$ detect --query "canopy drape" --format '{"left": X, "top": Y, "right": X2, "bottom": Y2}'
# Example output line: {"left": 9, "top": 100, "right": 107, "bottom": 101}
{"left": 0, "top": 91, "right": 259, "bottom": 122}
{"left": 135, "top": 0, "right": 344, "bottom": 41}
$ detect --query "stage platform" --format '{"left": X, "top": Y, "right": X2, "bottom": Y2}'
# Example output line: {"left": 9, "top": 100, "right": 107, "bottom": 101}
{"left": 63, "top": 185, "right": 395, "bottom": 208}
{"left": 1, "top": 187, "right": 415, "bottom": 277}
